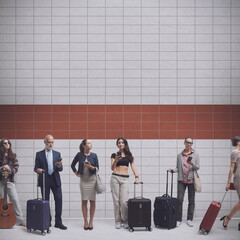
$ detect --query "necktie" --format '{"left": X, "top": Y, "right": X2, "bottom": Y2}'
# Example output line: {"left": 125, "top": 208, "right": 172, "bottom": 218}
{"left": 47, "top": 150, "right": 53, "bottom": 175}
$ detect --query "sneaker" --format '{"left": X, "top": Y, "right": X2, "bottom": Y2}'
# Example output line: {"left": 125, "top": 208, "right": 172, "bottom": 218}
{"left": 123, "top": 223, "right": 128, "bottom": 229}
{"left": 115, "top": 223, "right": 121, "bottom": 229}
{"left": 187, "top": 220, "right": 193, "bottom": 227}
{"left": 176, "top": 221, "right": 181, "bottom": 227}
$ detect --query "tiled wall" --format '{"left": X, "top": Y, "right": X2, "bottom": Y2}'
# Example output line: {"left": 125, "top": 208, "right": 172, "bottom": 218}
{"left": 0, "top": 0, "right": 240, "bottom": 105}
{"left": 0, "top": 0, "right": 240, "bottom": 220}
{"left": 12, "top": 139, "right": 239, "bottom": 219}
{"left": 0, "top": 105, "right": 240, "bottom": 139}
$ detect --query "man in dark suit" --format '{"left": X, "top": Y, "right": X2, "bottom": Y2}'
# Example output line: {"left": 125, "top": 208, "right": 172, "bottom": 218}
{"left": 34, "top": 135, "right": 67, "bottom": 230}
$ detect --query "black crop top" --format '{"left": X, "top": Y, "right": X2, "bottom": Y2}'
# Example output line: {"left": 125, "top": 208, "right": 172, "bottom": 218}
{"left": 111, "top": 153, "right": 130, "bottom": 167}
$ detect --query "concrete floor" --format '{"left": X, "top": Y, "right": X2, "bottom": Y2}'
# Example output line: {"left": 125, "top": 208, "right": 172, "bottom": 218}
{"left": 0, "top": 219, "right": 239, "bottom": 240}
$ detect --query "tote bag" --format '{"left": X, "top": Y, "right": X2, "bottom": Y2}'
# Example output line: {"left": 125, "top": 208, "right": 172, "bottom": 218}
{"left": 193, "top": 170, "right": 202, "bottom": 193}
{"left": 95, "top": 168, "right": 106, "bottom": 194}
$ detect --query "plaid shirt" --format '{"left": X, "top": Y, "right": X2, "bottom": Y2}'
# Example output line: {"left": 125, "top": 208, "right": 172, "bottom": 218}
{"left": 0, "top": 155, "right": 19, "bottom": 183}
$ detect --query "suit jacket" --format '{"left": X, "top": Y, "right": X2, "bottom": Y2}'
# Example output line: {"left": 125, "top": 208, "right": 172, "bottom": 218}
{"left": 71, "top": 152, "right": 99, "bottom": 176}
{"left": 34, "top": 149, "right": 63, "bottom": 187}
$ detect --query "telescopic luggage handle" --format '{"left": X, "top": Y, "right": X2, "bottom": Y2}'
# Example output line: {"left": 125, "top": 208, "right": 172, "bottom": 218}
{"left": 134, "top": 182, "right": 143, "bottom": 199}
{"left": 165, "top": 170, "right": 174, "bottom": 198}
{"left": 37, "top": 170, "right": 46, "bottom": 200}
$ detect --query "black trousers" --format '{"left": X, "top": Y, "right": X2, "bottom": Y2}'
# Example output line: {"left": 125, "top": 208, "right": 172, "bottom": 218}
{"left": 41, "top": 174, "right": 63, "bottom": 225}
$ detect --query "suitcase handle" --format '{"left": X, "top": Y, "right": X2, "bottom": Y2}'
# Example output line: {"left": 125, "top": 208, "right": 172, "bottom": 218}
{"left": 166, "top": 170, "right": 174, "bottom": 198}
{"left": 37, "top": 171, "right": 46, "bottom": 201}
{"left": 134, "top": 182, "right": 143, "bottom": 199}
{"left": 220, "top": 190, "right": 228, "bottom": 205}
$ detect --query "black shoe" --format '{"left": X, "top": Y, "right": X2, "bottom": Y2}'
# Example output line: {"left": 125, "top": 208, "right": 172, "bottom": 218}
{"left": 55, "top": 223, "right": 67, "bottom": 230}
{"left": 220, "top": 216, "right": 230, "bottom": 230}
{"left": 84, "top": 227, "right": 89, "bottom": 230}
{"left": 88, "top": 227, "right": 93, "bottom": 230}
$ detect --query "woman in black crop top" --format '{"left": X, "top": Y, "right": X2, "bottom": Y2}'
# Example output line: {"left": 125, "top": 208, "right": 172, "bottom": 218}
{"left": 110, "top": 137, "right": 140, "bottom": 229}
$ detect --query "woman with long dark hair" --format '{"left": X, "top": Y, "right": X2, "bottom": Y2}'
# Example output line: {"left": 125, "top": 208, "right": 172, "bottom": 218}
{"left": 0, "top": 138, "right": 26, "bottom": 226}
{"left": 71, "top": 139, "right": 99, "bottom": 230}
{"left": 110, "top": 137, "right": 140, "bottom": 229}
{"left": 220, "top": 136, "right": 240, "bottom": 230}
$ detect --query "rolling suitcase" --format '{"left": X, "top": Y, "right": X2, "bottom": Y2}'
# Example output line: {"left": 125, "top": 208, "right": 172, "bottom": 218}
{"left": 27, "top": 172, "right": 51, "bottom": 235}
{"left": 128, "top": 182, "right": 152, "bottom": 232}
{"left": 199, "top": 191, "right": 228, "bottom": 235}
{"left": 154, "top": 170, "right": 177, "bottom": 229}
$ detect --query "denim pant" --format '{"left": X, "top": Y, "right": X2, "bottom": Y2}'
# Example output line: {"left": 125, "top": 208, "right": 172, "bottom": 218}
{"left": 177, "top": 181, "right": 195, "bottom": 222}
{"left": 0, "top": 181, "right": 24, "bottom": 224}
{"left": 110, "top": 174, "right": 129, "bottom": 224}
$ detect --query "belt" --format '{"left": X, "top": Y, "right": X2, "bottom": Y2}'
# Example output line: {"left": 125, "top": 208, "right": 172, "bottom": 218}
{"left": 112, "top": 173, "right": 129, "bottom": 178}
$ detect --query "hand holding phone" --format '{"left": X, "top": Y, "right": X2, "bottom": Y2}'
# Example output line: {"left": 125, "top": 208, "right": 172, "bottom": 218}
{"left": 56, "top": 157, "right": 62, "bottom": 168}
{"left": 187, "top": 156, "right": 192, "bottom": 163}
{"left": 117, "top": 151, "right": 122, "bottom": 158}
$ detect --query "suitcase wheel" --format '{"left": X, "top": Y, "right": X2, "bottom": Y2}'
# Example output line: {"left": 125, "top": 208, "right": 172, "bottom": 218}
{"left": 47, "top": 229, "right": 51, "bottom": 234}
{"left": 41, "top": 231, "right": 46, "bottom": 236}
{"left": 148, "top": 227, "right": 152, "bottom": 232}
{"left": 199, "top": 228, "right": 203, "bottom": 233}
{"left": 129, "top": 228, "right": 134, "bottom": 232}
{"left": 27, "top": 228, "right": 31, "bottom": 232}
{"left": 204, "top": 231, "right": 209, "bottom": 235}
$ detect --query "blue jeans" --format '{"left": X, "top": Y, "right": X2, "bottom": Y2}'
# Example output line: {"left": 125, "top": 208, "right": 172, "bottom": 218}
{"left": 0, "top": 181, "right": 24, "bottom": 224}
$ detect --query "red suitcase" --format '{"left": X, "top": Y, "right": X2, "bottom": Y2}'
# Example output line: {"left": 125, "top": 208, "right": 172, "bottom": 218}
{"left": 199, "top": 191, "right": 228, "bottom": 235}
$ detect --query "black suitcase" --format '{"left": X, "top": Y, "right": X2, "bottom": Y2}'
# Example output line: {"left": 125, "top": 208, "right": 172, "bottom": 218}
{"left": 27, "top": 172, "right": 51, "bottom": 235}
{"left": 154, "top": 170, "right": 177, "bottom": 229}
{"left": 128, "top": 182, "right": 152, "bottom": 232}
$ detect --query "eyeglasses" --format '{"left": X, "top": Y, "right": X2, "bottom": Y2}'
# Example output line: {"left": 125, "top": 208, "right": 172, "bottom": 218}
{"left": 185, "top": 141, "right": 193, "bottom": 145}
{"left": 3, "top": 142, "right": 10, "bottom": 145}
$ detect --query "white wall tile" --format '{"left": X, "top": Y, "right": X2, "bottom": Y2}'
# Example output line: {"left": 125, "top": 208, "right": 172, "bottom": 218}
{"left": 1, "top": 0, "right": 240, "bottom": 219}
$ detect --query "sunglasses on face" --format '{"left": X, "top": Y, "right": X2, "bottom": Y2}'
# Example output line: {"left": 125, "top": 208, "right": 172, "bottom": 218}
{"left": 3, "top": 142, "right": 10, "bottom": 145}
{"left": 185, "top": 141, "right": 193, "bottom": 145}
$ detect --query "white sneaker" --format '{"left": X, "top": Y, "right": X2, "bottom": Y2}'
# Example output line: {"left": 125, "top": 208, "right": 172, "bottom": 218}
{"left": 176, "top": 221, "right": 181, "bottom": 227}
{"left": 115, "top": 223, "right": 121, "bottom": 229}
{"left": 123, "top": 223, "right": 128, "bottom": 229}
{"left": 187, "top": 220, "right": 193, "bottom": 227}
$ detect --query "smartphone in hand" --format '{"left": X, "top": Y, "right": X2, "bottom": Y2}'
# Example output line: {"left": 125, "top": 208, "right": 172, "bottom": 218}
{"left": 117, "top": 151, "right": 122, "bottom": 159}
{"left": 187, "top": 156, "right": 192, "bottom": 162}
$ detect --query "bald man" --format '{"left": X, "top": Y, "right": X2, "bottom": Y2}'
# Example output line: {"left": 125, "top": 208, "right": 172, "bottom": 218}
{"left": 34, "top": 135, "right": 67, "bottom": 230}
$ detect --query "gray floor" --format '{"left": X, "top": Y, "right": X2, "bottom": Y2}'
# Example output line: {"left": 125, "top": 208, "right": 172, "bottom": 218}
{"left": 1, "top": 219, "right": 239, "bottom": 240}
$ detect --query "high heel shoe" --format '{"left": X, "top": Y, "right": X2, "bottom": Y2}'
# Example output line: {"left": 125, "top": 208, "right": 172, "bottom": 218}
{"left": 220, "top": 215, "right": 230, "bottom": 230}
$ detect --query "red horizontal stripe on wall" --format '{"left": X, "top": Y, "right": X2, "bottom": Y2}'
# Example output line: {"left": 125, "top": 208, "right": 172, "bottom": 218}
{"left": 0, "top": 105, "right": 239, "bottom": 139}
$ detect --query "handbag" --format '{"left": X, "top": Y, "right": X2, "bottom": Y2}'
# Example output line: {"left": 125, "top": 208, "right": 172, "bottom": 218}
{"left": 95, "top": 168, "right": 106, "bottom": 194}
{"left": 193, "top": 170, "right": 202, "bottom": 193}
